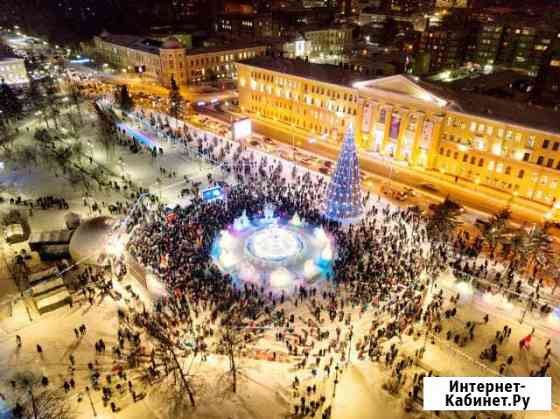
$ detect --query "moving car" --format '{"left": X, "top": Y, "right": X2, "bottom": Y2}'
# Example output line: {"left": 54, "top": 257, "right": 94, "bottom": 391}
{"left": 263, "top": 137, "right": 276, "bottom": 151}
{"left": 419, "top": 183, "right": 438, "bottom": 193}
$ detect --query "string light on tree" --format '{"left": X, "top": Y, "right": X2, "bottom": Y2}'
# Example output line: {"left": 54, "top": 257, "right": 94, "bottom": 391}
{"left": 323, "top": 123, "right": 363, "bottom": 224}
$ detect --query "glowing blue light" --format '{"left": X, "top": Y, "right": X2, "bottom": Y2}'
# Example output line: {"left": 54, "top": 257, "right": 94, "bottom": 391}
{"left": 117, "top": 123, "right": 157, "bottom": 150}
{"left": 202, "top": 186, "right": 224, "bottom": 202}
{"left": 70, "top": 58, "right": 91, "bottom": 64}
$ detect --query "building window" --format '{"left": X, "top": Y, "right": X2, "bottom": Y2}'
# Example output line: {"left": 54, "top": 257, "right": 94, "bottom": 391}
{"left": 553, "top": 142, "right": 559, "bottom": 151}
{"left": 547, "top": 158, "right": 554, "bottom": 168}
{"left": 478, "top": 158, "right": 484, "bottom": 167}
{"left": 518, "top": 169, "right": 525, "bottom": 179}
{"left": 543, "top": 139, "right": 550, "bottom": 149}
{"left": 505, "top": 166, "right": 511, "bottom": 175}
{"left": 523, "top": 153, "right": 530, "bottom": 161}
{"left": 537, "top": 156, "right": 544, "bottom": 165}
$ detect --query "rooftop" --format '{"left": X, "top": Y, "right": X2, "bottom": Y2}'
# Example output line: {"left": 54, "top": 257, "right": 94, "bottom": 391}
{"left": 415, "top": 78, "right": 560, "bottom": 134}
{"left": 238, "top": 56, "right": 367, "bottom": 88}
{"left": 354, "top": 75, "right": 560, "bottom": 134}
{"left": 187, "top": 42, "right": 267, "bottom": 56}
{"left": 97, "top": 33, "right": 163, "bottom": 55}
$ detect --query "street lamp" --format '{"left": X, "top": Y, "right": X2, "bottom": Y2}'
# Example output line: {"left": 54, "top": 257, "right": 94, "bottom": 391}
{"left": 332, "top": 364, "right": 339, "bottom": 398}
{"left": 106, "top": 233, "right": 126, "bottom": 288}
{"left": 291, "top": 123, "right": 296, "bottom": 161}
{"left": 118, "top": 157, "right": 127, "bottom": 179}
{"left": 85, "top": 386, "right": 97, "bottom": 417}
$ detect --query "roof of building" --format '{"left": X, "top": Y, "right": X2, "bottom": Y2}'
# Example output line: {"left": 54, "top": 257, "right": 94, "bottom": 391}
{"left": 408, "top": 76, "right": 560, "bottom": 133}
{"left": 161, "top": 36, "right": 183, "bottom": 49}
{"left": 97, "top": 32, "right": 163, "bottom": 55}
{"left": 435, "top": 70, "right": 528, "bottom": 91}
{"left": 187, "top": 42, "right": 266, "bottom": 56}
{"left": 238, "top": 56, "right": 367, "bottom": 88}
{"left": 352, "top": 74, "right": 560, "bottom": 134}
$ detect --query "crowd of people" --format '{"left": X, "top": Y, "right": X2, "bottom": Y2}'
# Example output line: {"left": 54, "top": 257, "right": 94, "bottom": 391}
{"left": 4, "top": 102, "right": 555, "bottom": 418}
{"left": 121, "top": 137, "right": 553, "bottom": 418}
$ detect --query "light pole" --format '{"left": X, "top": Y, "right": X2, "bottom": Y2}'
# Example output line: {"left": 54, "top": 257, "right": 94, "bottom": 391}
{"left": 118, "top": 156, "right": 127, "bottom": 179}
{"left": 347, "top": 328, "right": 353, "bottom": 365}
{"left": 291, "top": 123, "right": 296, "bottom": 161}
{"left": 106, "top": 233, "right": 125, "bottom": 289}
{"left": 156, "top": 178, "right": 162, "bottom": 201}
{"left": 85, "top": 386, "right": 97, "bottom": 417}
{"left": 332, "top": 363, "right": 339, "bottom": 398}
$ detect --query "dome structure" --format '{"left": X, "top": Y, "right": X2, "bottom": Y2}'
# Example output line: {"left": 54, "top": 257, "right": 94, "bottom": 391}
{"left": 69, "top": 216, "right": 118, "bottom": 266}
{"left": 162, "top": 37, "right": 183, "bottom": 49}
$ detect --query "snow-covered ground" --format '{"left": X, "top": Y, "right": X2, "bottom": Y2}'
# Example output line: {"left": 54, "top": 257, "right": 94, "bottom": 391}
{"left": 0, "top": 104, "right": 559, "bottom": 419}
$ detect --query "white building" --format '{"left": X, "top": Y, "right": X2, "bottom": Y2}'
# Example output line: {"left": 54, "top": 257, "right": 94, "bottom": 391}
{"left": 0, "top": 57, "right": 29, "bottom": 86}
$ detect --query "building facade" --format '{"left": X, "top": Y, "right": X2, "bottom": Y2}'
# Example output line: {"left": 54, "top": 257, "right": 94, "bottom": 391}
{"left": 496, "top": 24, "right": 558, "bottom": 76}
{"left": 93, "top": 32, "right": 267, "bottom": 86}
{"left": 417, "top": 26, "right": 469, "bottom": 74}
{"left": 283, "top": 26, "right": 353, "bottom": 62}
{"left": 215, "top": 7, "right": 336, "bottom": 41}
{"left": 0, "top": 57, "right": 29, "bottom": 86}
{"left": 237, "top": 57, "right": 560, "bottom": 209}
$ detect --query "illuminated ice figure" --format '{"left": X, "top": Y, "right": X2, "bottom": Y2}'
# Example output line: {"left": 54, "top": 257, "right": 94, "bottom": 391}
{"left": 239, "top": 262, "right": 260, "bottom": 285}
{"left": 269, "top": 267, "right": 294, "bottom": 290}
{"left": 314, "top": 227, "right": 329, "bottom": 245}
{"left": 321, "top": 244, "right": 333, "bottom": 261}
{"left": 262, "top": 204, "right": 276, "bottom": 223}
{"left": 304, "top": 259, "right": 319, "bottom": 279}
{"left": 290, "top": 213, "right": 303, "bottom": 226}
{"left": 219, "top": 249, "right": 238, "bottom": 269}
{"left": 233, "top": 210, "right": 251, "bottom": 231}
{"left": 220, "top": 230, "right": 235, "bottom": 249}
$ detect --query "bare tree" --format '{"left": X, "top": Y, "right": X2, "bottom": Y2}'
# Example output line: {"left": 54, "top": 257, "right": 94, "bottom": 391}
{"left": 10, "top": 371, "right": 74, "bottom": 419}
{"left": 12, "top": 145, "right": 39, "bottom": 174}
{"left": 68, "top": 83, "right": 83, "bottom": 124}
{"left": 95, "top": 112, "right": 116, "bottom": 160}
{"left": 221, "top": 322, "right": 241, "bottom": 393}
{"left": 0, "top": 116, "right": 17, "bottom": 151}
{"left": 217, "top": 311, "right": 264, "bottom": 394}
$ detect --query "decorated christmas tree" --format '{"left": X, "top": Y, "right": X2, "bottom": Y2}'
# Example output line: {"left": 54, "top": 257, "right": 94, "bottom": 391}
{"left": 323, "top": 124, "right": 363, "bottom": 223}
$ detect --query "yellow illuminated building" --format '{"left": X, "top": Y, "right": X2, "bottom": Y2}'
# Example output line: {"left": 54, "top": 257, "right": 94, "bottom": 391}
{"left": 0, "top": 57, "right": 29, "bottom": 86}
{"left": 93, "top": 32, "right": 266, "bottom": 87}
{"left": 237, "top": 57, "right": 560, "bottom": 210}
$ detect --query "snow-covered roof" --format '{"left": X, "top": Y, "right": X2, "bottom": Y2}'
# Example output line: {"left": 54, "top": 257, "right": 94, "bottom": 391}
{"left": 355, "top": 75, "right": 560, "bottom": 134}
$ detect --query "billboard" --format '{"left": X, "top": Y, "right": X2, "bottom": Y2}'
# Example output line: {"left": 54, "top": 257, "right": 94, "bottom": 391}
{"left": 362, "top": 102, "right": 373, "bottom": 133}
{"left": 201, "top": 186, "right": 224, "bottom": 202}
{"left": 232, "top": 118, "right": 252, "bottom": 141}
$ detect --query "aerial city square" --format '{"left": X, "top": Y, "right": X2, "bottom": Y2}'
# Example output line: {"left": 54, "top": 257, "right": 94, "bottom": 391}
{"left": 0, "top": 0, "right": 559, "bottom": 418}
